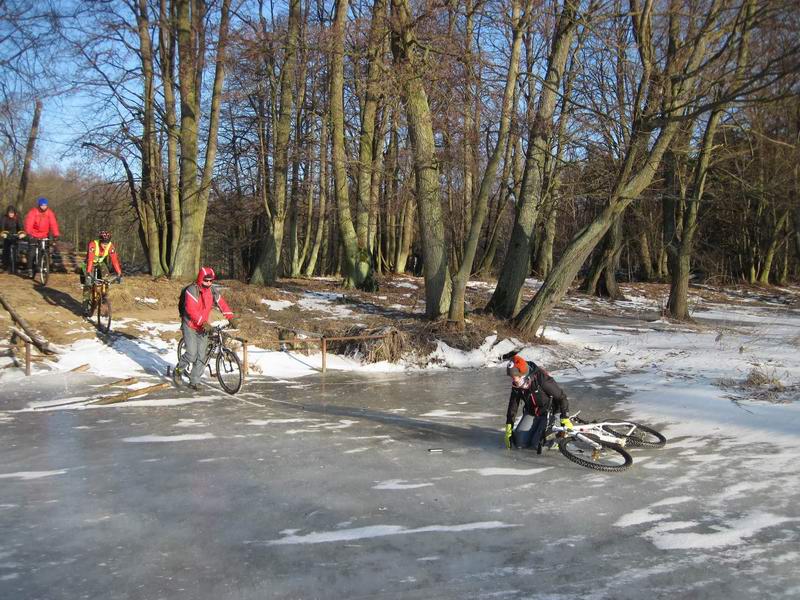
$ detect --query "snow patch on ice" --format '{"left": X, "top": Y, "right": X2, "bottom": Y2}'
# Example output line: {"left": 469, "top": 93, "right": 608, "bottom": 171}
{"left": 643, "top": 512, "right": 796, "bottom": 550}
{"left": 455, "top": 467, "right": 551, "bottom": 477}
{"left": 0, "top": 470, "right": 68, "bottom": 480}
{"left": 122, "top": 433, "right": 216, "bottom": 443}
{"left": 258, "top": 521, "right": 516, "bottom": 545}
{"left": 421, "top": 409, "right": 495, "bottom": 419}
{"left": 373, "top": 480, "right": 433, "bottom": 490}
{"left": 245, "top": 418, "right": 309, "bottom": 426}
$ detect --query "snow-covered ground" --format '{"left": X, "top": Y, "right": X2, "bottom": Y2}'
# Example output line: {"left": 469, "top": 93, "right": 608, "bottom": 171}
{"left": 1, "top": 282, "right": 799, "bottom": 597}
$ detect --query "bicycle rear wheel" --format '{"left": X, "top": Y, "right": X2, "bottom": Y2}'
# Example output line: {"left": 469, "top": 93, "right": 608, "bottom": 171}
{"left": 559, "top": 435, "right": 632, "bottom": 472}
{"left": 97, "top": 294, "right": 112, "bottom": 333}
{"left": 9, "top": 244, "right": 17, "bottom": 274}
{"left": 216, "top": 348, "right": 242, "bottom": 394}
{"left": 601, "top": 423, "right": 666, "bottom": 448}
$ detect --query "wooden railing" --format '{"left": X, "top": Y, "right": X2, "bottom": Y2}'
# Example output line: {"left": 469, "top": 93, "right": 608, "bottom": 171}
{"left": 275, "top": 328, "right": 392, "bottom": 373}
{"left": 0, "top": 291, "right": 58, "bottom": 376}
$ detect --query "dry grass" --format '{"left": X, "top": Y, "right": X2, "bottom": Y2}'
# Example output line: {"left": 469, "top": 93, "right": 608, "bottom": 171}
{"left": 744, "top": 367, "right": 783, "bottom": 390}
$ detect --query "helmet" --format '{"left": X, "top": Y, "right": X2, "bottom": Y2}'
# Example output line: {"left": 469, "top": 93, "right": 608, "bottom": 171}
{"left": 99, "top": 230, "right": 111, "bottom": 243}
{"left": 37, "top": 197, "right": 49, "bottom": 208}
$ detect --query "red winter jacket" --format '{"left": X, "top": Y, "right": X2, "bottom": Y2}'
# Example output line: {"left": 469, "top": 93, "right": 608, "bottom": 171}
{"left": 183, "top": 267, "right": 234, "bottom": 332}
{"left": 24, "top": 208, "right": 60, "bottom": 239}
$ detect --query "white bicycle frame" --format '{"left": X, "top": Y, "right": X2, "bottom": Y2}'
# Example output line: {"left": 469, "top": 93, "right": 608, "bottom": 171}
{"left": 547, "top": 412, "right": 641, "bottom": 449}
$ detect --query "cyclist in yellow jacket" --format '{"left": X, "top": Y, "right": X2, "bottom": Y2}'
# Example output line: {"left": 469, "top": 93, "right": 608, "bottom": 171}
{"left": 81, "top": 230, "right": 123, "bottom": 314}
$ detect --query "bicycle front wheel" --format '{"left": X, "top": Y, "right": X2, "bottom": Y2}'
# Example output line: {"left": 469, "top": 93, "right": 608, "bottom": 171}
{"left": 559, "top": 435, "right": 632, "bottom": 472}
{"left": 38, "top": 250, "right": 49, "bottom": 286}
{"left": 97, "top": 294, "right": 112, "bottom": 333}
{"left": 216, "top": 348, "right": 242, "bottom": 394}
{"left": 601, "top": 423, "right": 667, "bottom": 448}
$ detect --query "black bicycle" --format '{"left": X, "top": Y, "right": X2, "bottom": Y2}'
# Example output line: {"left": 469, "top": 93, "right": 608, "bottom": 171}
{"left": 176, "top": 325, "right": 243, "bottom": 394}
{"left": 28, "top": 237, "right": 51, "bottom": 285}
{"left": 1, "top": 231, "right": 25, "bottom": 274}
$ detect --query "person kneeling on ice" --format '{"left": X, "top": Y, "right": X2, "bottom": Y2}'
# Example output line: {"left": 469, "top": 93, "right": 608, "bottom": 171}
{"left": 173, "top": 266, "right": 239, "bottom": 391}
{"left": 504, "top": 355, "right": 572, "bottom": 452}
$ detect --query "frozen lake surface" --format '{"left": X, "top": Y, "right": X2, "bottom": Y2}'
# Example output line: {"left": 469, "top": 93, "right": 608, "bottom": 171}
{"left": 2, "top": 367, "right": 798, "bottom": 599}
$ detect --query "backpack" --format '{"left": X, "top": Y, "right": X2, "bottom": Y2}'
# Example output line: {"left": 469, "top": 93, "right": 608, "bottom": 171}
{"left": 178, "top": 283, "right": 222, "bottom": 319}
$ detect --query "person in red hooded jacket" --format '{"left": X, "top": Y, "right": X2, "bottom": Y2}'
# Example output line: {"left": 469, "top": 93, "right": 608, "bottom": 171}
{"left": 23, "top": 198, "right": 60, "bottom": 276}
{"left": 173, "top": 267, "right": 239, "bottom": 390}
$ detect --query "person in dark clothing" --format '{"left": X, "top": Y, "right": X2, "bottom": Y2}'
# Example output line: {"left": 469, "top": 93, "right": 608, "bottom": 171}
{"left": 504, "top": 355, "right": 572, "bottom": 451}
{"left": 1, "top": 205, "right": 25, "bottom": 271}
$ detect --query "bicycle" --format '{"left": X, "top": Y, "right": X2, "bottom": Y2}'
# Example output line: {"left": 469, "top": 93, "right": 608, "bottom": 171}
{"left": 1, "top": 231, "right": 25, "bottom": 274}
{"left": 175, "top": 324, "right": 243, "bottom": 394}
{"left": 539, "top": 412, "right": 666, "bottom": 472}
{"left": 86, "top": 271, "right": 119, "bottom": 333}
{"left": 28, "top": 237, "right": 51, "bottom": 285}
{"left": 573, "top": 415, "right": 667, "bottom": 449}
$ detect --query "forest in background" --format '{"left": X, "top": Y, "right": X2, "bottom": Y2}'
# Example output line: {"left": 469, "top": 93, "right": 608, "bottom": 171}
{"left": 2, "top": 0, "right": 800, "bottom": 334}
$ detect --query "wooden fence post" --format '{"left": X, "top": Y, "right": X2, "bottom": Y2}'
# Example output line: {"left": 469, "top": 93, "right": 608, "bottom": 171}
{"left": 25, "top": 341, "right": 31, "bottom": 376}
{"left": 321, "top": 337, "right": 327, "bottom": 374}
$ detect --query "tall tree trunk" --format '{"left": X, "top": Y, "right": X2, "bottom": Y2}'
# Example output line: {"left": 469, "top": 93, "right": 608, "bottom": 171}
{"left": 357, "top": 0, "right": 387, "bottom": 249}
{"left": 159, "top": 0, "right": 180, "bottom": 269}
{"left": 304, "top": 118, "right": 328, "bottom": 277}
{"left": 637, "top": 230, "right": 654, "bottom": 281}
{"left": 668, "top": 0, "right": 754, "bottom": 317}
{"left": 391, "top": 0, "right": 450, "bottom": 317}
{"left": 135, "top": 0, "right": 165, "bottom": 276}
{"left": 171, "top": 0, "right": 231, "bottom": 280}
{"left": 534, "top": 199, "right": 557, "bottom": 278}
{"left": 16, "top": 99, "right": 41, "bottom": 210}
{"left": 584, "top": 213, "right": 625, "bottom": 299}
{"left": 448, "top": 0, "right": 525, "bottom": 323}
{"left": 330, "top": 0, "right": 371, "bottom": 288}
{"left": 758, "top": 209, "right": 789, "bottom": 284}
{"left": 368, "top": 107, "right": 389, "bottom": 255}
{"left": 395, "top": 193, "right": 415, "bottom": 274}
{"left": 487, "top": 0, "right": 579, "bottom": 318}
{"left": 250, "top": 0, "right": 301, "bottom": 285}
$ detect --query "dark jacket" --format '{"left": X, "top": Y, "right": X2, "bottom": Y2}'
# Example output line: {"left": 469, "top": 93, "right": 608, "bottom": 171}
{"left": 1, "top": 211, "right": 21, "bottom": 234}
{"left": 505, "top": 361, "right": 569, "bottom": 425}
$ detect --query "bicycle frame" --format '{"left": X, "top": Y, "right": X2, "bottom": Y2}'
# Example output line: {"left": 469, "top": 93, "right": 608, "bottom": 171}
{"left": 548, "top": 413, "right": 646, "bottom": 449}
{"left": 196, "top": 326, "right": 228, "bottom": 373}
{"left": 31, "top": 238, "right": 49, "bottom": 271}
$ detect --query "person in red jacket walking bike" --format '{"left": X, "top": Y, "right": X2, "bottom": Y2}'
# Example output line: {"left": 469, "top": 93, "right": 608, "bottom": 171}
{"left": 173, "top": 267, "right": 239, "bottom": 391}
{"left": 23, "top": 197, "right": 60, "bottom": 277}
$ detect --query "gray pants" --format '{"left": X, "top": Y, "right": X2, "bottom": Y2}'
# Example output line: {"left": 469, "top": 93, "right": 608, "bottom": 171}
{"left": 177, "top": 321, "right": 209, "bottom": 385}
